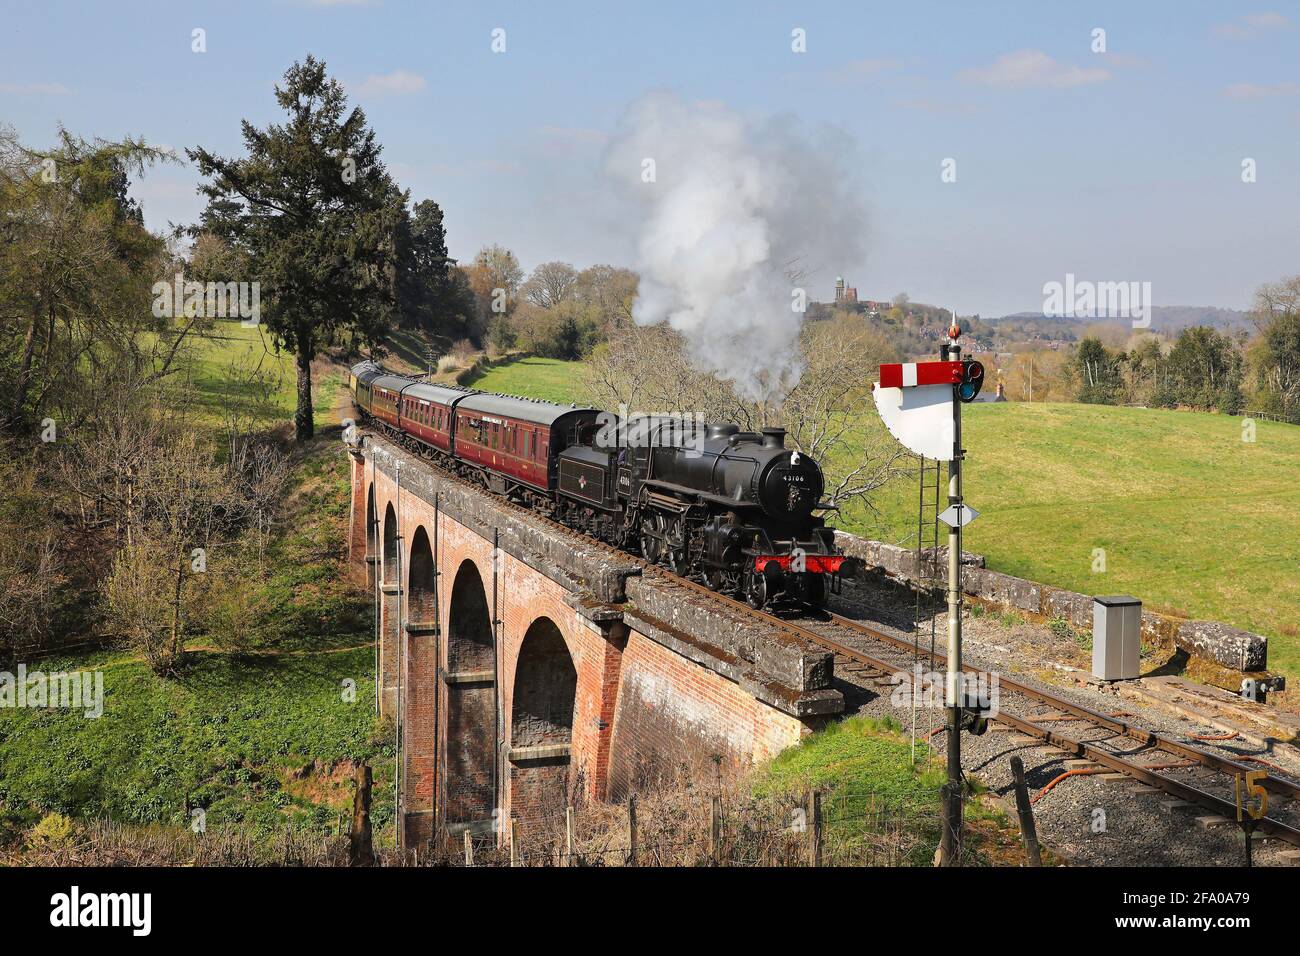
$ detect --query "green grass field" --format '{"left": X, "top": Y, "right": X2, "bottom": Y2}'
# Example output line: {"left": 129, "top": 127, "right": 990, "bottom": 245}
{"left": 752, "top": 716, "right": 1021, "bottom": 864}
{"left": 472, "top": 356, "right": 1300, "bottom": 678}
{"left": 465, "top": 356, "right": 593, "bottom": 405}
{"left": 177, "top": 319, "right": 345, "bottom": 433}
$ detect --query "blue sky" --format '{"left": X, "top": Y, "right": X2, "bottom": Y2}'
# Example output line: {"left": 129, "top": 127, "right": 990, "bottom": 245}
{"left": 2, "top": 0, "right": 1298, "bottom": 315}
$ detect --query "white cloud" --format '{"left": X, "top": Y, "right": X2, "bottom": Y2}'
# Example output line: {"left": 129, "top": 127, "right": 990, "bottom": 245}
{"left": 0, "top": 82, "right": 70, "bottom": 95}
{"left": 1214, "top": 12, "right": 1291, "bottom": 37}
{"left": 1224, "top": 81, "right": 1300, "bottom": 98}
{"left": 1102, "top": 52, "right": 1150, "bottom": 69}
{"left": 354, "top": 70, "right": 425, "bottom": 97}
{"left": 959, "top": 50, "right": 1110, "bottom": 89}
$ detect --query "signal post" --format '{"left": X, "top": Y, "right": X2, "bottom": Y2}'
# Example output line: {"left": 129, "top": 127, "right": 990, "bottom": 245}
{"left": 873, "top": 318, "right": 984, "bottom": 866}
{"left": 940, "top": 322, "right": 965, "bottom": 867}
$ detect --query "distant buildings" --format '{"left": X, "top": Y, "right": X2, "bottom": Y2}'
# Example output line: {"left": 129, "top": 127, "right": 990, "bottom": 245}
{"left": 833, "top": 276, "right": 858, "bottom": 305}
{"left": 834, "top": 277, "right": 889, "bottom": 314}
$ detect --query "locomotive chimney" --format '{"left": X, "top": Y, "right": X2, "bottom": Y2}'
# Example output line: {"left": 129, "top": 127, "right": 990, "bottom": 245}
{"left": 761, "top": 427, "right": 786, "bottom": 449}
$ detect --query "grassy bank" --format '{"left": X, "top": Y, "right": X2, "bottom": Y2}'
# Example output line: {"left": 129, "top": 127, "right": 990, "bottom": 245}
{"left": 178, "top": 319, "right": 347, "bottom": 433}
{"left": 0, "top": 322, "right": 390, "bottom": 843}
{"left": 753, "top": 716, "right": 1024, "bottom": 865}
{"left": 0, "top": 433, "right": 391, "bottom": 840}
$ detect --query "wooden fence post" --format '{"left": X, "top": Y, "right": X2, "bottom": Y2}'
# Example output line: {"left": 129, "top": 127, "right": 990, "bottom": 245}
{"left": 463, "top": 830, "right": 474, "bottom": 867}
{"left": 627, "top": 797, "right": 638, "bottom": 866}
{"left": 710, "top": 796, "right": 722, "bottom": 866}
{"left": 509, "top": 818, "right": 520, "bottom": 867}
{"left": 808, "top": 788, "right": 822, "bottom": 867}
{"left": 564, "top": 806, "right": 574, "bottom": 867}
{"left": 349, "top": 763, "right": 373, "bottom": 866}
{"left": 1010, "top": 756, "right": 1042, "bottom": 867}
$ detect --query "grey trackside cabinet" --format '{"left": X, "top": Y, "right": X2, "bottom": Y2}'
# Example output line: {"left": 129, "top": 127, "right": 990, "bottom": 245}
{"left": 1093, "top": 595, "right": 1142, "bottom": 681}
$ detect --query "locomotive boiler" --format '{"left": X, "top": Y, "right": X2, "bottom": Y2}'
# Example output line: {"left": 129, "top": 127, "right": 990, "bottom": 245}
{"left": 611, "top": 421, "right": 850, "bottom": 607}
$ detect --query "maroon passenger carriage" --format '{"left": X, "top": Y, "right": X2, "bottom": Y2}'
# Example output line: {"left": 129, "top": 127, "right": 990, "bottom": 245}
{"left": 349, "top": 360, "right": 601, "bottom": 507}
{"left": 451, "top": 391, "right": 600, "bottom": 502}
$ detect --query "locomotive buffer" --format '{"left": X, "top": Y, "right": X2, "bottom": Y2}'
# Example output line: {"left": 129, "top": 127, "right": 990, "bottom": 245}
{"left": 874, "top": 320, "right": 985, "bottom": 865}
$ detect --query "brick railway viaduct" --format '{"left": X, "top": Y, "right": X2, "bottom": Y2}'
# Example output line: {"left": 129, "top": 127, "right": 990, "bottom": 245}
{"left": 344, "top": 432, "right": 844, "bottom": 848}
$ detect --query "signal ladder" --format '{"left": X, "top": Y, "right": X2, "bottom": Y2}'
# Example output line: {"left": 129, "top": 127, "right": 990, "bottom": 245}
{"left": 910, "top": 456, "right": 945, "bottom": 761}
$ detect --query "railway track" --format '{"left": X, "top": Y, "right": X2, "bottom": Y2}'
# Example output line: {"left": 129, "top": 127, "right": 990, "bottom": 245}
{"left": 795, "top": 609, "right": 1300, "bottom": 849}
{"left": 362, "top": 426, "right": 1300, "bottom": 852}
{"left": 645, "top": 559, "right": 1300, "bottom": 849}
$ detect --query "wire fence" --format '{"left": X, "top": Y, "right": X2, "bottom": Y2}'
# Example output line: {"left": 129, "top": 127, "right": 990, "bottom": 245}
{"left": 11, "top": 780, "right": 983, "bottom": 868}
{"left": 415, "top": 784, "right": 953, "bottom": 868}
{"left": 1243, "top": 408, "right": 1299, "bottom": 425}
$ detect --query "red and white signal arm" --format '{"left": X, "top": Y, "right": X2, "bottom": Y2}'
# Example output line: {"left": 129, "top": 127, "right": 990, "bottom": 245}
{"left": 873, "top": 361, "right": 963, "bottom": 462}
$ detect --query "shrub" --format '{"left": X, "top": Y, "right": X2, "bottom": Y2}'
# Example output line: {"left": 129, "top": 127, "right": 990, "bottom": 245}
{"left": 28, "top": 812, "right": 76, "bottom": 851}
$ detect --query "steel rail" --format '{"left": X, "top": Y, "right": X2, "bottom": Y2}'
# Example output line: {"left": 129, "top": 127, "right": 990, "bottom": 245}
{"left": 990, "top": 707, "right": 1300, "bottom": 847}
{"left": 757, "top": 616, "right": 1300, "bottom": 848}
{"left": 814, "top": 610, "right": 1300, "bottom": 803}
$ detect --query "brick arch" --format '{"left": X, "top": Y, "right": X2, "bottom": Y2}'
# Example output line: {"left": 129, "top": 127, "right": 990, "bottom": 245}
{"left": 403, "top": 523, "right": 439, "bottom": 845}
{"left": 382, "top": 500, "right": 399, "bottom": 586}
{"left": 512, "top": 618, "right": 577, "bottom": 746}
{"left": 509, "top": 616, "right": 577, "bottom": 823}
{"left": 448, "top": 560, "right": 492, "bottom": 670}
{"left": 444, "top": 559, "right": 496, "bottom": 827}
{"left": 407, "top": 525, "right": 436, "bottom": 625}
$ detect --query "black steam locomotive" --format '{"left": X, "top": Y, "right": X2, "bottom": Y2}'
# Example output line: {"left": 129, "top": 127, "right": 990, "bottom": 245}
{"left": 350, "top": 362, "right": 855, "bottom": 608}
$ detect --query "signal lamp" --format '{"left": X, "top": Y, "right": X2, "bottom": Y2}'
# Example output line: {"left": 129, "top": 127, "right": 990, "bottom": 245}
{"left": 958, "top": 360, "right": 984, "bottom": 403}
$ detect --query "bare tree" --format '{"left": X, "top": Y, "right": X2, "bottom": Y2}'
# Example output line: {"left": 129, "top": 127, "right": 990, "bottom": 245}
{"left": 94, "top": 402, "right": 278, "bottom": 673}
{"left": 0, "top": 440, "right": 62, "bottom": 666}
{"left": 585, "top": 315, "right": 908, "bottom": 512}
{"left": 521, "top": 261, "right": 579, "bottom": 310}
{"left": 574, "top": 264, "right": 638, "bottom": 331}
{"left": 779, "top": 320, "right": 909, "bottom": 510}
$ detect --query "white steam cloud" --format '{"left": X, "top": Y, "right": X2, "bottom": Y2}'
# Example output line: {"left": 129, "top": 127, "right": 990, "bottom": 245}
{"left": 604, "top": 93, "right": 868, "bottom": 400}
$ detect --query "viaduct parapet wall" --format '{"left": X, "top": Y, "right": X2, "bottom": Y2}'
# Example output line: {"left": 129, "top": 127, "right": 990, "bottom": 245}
{"left": 835, "top": 532, "right": 1271, "bottom": 673}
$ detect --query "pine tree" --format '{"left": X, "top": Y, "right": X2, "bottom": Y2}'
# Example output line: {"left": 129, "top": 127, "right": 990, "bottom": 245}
{"left": 188, "top": 56, "right": 402, "bottom": 440}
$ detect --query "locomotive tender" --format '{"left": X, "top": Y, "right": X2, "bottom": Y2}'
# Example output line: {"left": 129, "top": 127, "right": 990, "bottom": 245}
{"left": 349, "top": 361, "right": 856, "bottom": 608}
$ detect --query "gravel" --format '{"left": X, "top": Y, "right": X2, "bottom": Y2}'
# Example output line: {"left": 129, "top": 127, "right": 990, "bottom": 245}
{"left": 820, "top": 573, "right": 1300, "bottom": 868}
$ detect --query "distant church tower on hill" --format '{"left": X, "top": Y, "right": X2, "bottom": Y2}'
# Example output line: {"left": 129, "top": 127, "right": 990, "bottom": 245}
{"left": 834, "top": 276, "right": 858, "bottom": 305}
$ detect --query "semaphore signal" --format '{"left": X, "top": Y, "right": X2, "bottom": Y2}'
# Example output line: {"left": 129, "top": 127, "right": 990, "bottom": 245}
{"left": 872, "top": 315, "right": 982, "bottom": 866}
